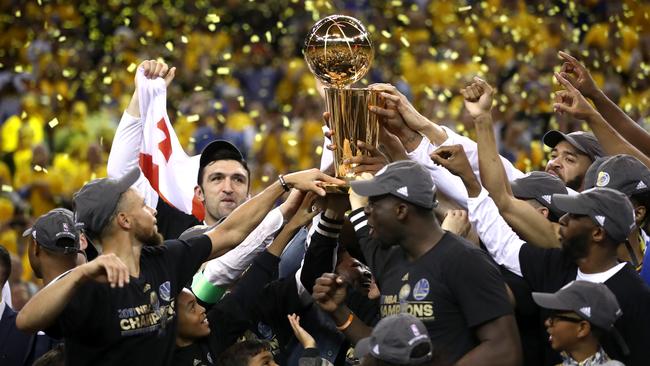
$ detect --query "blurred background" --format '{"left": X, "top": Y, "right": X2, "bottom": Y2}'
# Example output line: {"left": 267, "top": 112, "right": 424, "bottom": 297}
{"left": 0, "top": 0, "right": 649, "bottom": 306}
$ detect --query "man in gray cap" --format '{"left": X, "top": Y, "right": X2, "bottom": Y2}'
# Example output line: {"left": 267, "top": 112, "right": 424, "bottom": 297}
{"left": 543, "top": 130, "right": 605, "bottom": 191}
{"left": 313, "top": 160, "right": 521, "bottom": 366}
{"left": 533, "top": 281, "right": 625, "bottom": 366}
{"left": 582, "top": 154, "right": 650, "bottom": 276}
{"left": 354, "top": 314, "right": 434, "bottom": 366}
{"left": 16, "top": 167, "right": 341, "bottom": 366}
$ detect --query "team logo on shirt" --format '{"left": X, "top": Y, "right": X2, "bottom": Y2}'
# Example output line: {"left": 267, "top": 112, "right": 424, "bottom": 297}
{"left": 159, "top": 281, "right": 171, "bottom": 302}
{"left": 399, "top": 284, "right": 411, "bottom": 300}
{"left": 412, "top": 279, "right": 430, "bottom": 301}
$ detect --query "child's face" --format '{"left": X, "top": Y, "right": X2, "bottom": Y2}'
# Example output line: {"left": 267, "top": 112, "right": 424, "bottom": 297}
{"left": 544, "top": 311, "right": 586, "bottom": 351}
{"left": 248, "top": 350, "right": 278, "bottom": 366}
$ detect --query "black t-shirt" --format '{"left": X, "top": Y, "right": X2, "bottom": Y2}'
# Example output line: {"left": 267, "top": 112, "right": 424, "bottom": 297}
{"left": 519, "top": 244, "right": 650, "bottom": 366}
{"left": 363, "top": 232, "right": 513, "bottom": 364}
{"left": 156, "top": 198, "right": 201, "bottom": 240}
{"left": 51, "top": 235, "right": 212, "bottom": 366}
{"left": 174, "top": 342, "right": 215, "bottom": 366}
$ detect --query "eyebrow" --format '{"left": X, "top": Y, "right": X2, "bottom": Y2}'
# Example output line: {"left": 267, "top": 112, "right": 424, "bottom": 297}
{"left": 208, "top": 172, "right": 248, "bottom": 180}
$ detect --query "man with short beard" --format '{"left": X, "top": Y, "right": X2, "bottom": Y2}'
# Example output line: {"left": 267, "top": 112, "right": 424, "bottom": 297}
{"left": 543, "top": 130, "right": 604, "bottom": 192}
{"left": 438, "top": 146, "right": 650, "bottom": 366}
{"left": 16, "top": 167, "right": 342, "bottom": 366}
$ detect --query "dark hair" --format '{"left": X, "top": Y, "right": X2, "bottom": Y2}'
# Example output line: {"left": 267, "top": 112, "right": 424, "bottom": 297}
{"left": 630, "top": 191, "right": 650, "bottom": 225}
{"left": 216, "top": 340, "right": 270, "bottom": 366}
{"left": 33, "top": 343, "right": 65, "bottom": 366}
{"left": 197, "top": 150, "right": 250, "bottom": 187}
{"left": 0, "top": 245, "right": 10, "bottom": 285}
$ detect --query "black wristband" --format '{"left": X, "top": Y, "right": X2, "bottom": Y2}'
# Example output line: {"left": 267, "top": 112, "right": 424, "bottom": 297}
{"left": 278, "top": 174, "right": 290, "bottom": 192}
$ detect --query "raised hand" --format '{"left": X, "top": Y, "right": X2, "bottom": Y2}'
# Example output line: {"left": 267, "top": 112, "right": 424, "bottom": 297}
{"left": 460, "top": 77, "right": 494, "bottom": 118}
{"left": 558, "top": 51, "right": 599, "bottom": 99}
{"left": 441, "top": 209, "right": 471, "bottom": 237}
{"left": 343, "top": 140, "right": 390, "bottom": 176}
{"left": 553, "top": 72, "right": 598, "bottom": 120}
{"left": 136, "top": 59, "right": 176, "bottom": 88}
{"left": 430, "top": 145, "right": 482, "bottom": 196}
{"left": 285, "top": 192, "right": 321, "bottom": 230}
{"left": 369, "top": 83, "right": 432, "bottom": 133}
{"left": 79, "top": 254, "right": 130, "bottom": 288}
{"left": 313, "top": 273, "right": 348, "bottom": 313}
{"left": 283, "top": 169, "right": 346, "bottom": 197}
{"left": 288, "top": 314, "right": 317, "bottom": 349}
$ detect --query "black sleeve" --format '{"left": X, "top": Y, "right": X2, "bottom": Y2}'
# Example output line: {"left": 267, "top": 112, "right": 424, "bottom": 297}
{"left": 54, "top": 282, "right": 109, "bottom": 338}
{"left": 448, "top": 246, "right": 513, "bottom": 328}
{"left": 164, "top": 235, "right": 212, "bottom": 296}
{"left": 300, "top": 215, "right": 343, "bottom": 294}
{"left": 156, "top": 198, "right": 201, "bottom": 240}
{"left": 206, "top": 250, "right": 281, "bottom": 354}
{"left": 519, "top": 244, "right": 574, "bottom": 292}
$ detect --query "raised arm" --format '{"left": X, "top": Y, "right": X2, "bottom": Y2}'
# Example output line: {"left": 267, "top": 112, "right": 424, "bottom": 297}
{"left": 204, "top": 169, "right": 344, "bottom": 259}
{"left": 554, "top": 72, "right": 650, "bottom": 168}
{"left": 16, "top": 254, "right": 130, "bottom": 333}
{"left": 558, "top": 51, "right": 650, "bottom": 156}
{"left": 463, "top": 78, "right": 559, "bottom": 248}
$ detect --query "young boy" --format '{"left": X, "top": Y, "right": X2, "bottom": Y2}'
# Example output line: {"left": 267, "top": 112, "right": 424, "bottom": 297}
{"left": 532, "top": 281, "right": 626, "bottom": 366}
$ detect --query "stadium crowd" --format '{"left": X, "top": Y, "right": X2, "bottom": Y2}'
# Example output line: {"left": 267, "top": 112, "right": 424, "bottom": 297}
{"left": 0, "top": 0, "right": 650, "bottom": 365}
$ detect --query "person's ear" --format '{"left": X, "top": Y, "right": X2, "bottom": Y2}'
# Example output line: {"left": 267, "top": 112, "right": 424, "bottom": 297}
{"left": 576, "top": 320, "right": 591, "bottom": 339}
{"left": 537, "top": 206, "right": 549, "bottom": 219}
{"left": 116, "top": 212, "right": 131, "bottom": 230}
{"left": 395, "top": 203, "right": 408, "bottom": 221}
{"left": 634, "top": 205, "right": 646, "bottom": 225}
{"left": 592, "top": 225, "right": 606, "bottom": 244}
{"left": 194, "top": 185, "right": 205, "bottom": 203}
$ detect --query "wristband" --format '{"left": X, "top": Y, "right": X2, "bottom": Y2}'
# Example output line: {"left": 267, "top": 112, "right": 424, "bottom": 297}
{"left": 191, "top": 271, "right": 226, "bottom": 304}
{"left": 336, "top": 312, "right": 354, "bottom": 331}
{"left": 278, "top": 174, "right": 290, "bottom": 192}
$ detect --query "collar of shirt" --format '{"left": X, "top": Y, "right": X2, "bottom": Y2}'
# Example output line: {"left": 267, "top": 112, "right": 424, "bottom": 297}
{"left": 576, "top": 262, "right": 626, "bottom": 283}
{"left": 0, "top": 298, "right": 5, "bottom": 321}
{"left": 561, "top": 347, "right": 611, "bottom": 366}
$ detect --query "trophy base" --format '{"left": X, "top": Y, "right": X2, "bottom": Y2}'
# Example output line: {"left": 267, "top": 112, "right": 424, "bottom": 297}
{"left": 322, "top": 183, "right": 350, "bottom": 195}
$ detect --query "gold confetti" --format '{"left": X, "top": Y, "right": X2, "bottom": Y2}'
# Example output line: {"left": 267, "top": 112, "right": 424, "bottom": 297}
{"left": 206, "top": 14, "right": 221, "bottom": 23}
{"left": 213, "top": 102, "right": 223, "bottom": 110}
{"left": 165, "top": 41, "right": 174, "bottom": 51}
{"left": 21, "top": 111, "right": 27, "bottom": 119}
{"left": 458, "top": 5, "right": 472, "bottom": 12}
{"left": 1, "top": 185, "right": 12, "bottom": 192}
{"left": 103, "top": 76, "right": 112, "bottom": 84}
{"left": 287, "top": 139, "right": 298, "bottom": 147}
{"left": 397, "top": 14, "right": 410, "bottom": 25}
{"left": 265, "top": 31, "right": 272, "bottom": 43}
{"left": 194, "top": 86, "right": 203, "bottom": 91}
{"left": 250, "top": 35, "right": 260, "bottom": 43}
{"left": 187, "top": 114, "right": 200, "bottom": 123}
{"left": 217, "top": 67, "right": 230, "bottom": 75}
{"left": 255, "top": 133, "right": 263, "bottom": 143}
{"left": 381, "top": 30, "right": 391, "bottom": 38}
{"left": 400, "top": 36, "right": 410, "bottom": 47}
{"left": 261, "top": 176, "right": 270, "bottom": 183}
{"left": 48, "top": 118, "right": 59, "bottom": 128}
{"left": 181, "top": 35, "right": 189, "bottom": 44}
{"left": 15, "top": 10, "right": 21, "bottom": 17}
{"left": 127, "top": 63, "right": 137, "bottom": 73}
{"left": 282, "top": 116, "right": 290, "bottom": 127}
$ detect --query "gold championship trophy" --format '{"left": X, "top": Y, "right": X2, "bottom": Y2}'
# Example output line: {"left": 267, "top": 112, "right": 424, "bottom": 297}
{"left": 304, "top": 15, "right": 380, "bottom": 193}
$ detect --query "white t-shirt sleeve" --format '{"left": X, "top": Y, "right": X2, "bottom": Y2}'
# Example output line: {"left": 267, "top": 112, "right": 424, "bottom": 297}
{"left": 467, "top": 188, "right": 525, "bottom": 277}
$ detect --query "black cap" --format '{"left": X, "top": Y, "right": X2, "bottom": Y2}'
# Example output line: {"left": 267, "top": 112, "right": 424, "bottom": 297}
{"left": 543, "top": 130, "right": 604, "bottom": 161}
{"left": 511, "top": 171, "right": 568, "bottom": 219}
{"left": 22, "top": 208, "right": 80, "bottom": 255}
{"left": 583, "top": 154, "right": 650, "bottom": 197}
{"left": 73, "top": 168, "right": 140, "bottom": 238}
{"left": 583, "top": 157, "right": 609, "bottom": 191}
{"left": 198, "top": 140, "right": 247, "bottom": 185}
{"left": 355, "top": 314, "right": 433, "bottom": 365}
{"left": 553, "top": 187, "right": 635, "bottom": 243}
{"left": 533, "top": 280, "right": 622, "bottom": 330}
{"left": 350, "top": 160, "right": 437, "bottom": 209}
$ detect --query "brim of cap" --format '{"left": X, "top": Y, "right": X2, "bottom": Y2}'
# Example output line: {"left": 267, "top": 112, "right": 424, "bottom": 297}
{"left": 117, "top": 168, "right": 141, "bottom": 193}
{"left": 199, "top": 140, "right": 244, "bottom": 168}
{"left": 543, "top": 130, "right": 587, "bottom": 155}
{"left": 354, "top": 337, "right": 372, "bottom": 360}
{"left": 22, "top": 227, "right": 33, "bottom": 237}
{"left": 552, "top": 194, "right": 591, "bottom": 216}
{"left": 510, "top": 180, "right": 533, "bottom": 200}
{"left": 532, "top": 292, "right": 572, "bottom": 311}
{"left": 350, "top": 179, "right": 390, "bottom": 198}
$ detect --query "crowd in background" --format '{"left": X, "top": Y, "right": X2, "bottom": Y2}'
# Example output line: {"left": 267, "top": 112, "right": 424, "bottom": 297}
{"left": 1, "top": 0, "right": 650, "bottom": 334}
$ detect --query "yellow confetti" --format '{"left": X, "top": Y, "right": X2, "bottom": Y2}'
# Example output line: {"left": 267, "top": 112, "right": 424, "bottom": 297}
{"left": 249, "top": 110, "right": 260, "bottom": 118}
{"left": 58, "top": 36, "right": 66, "bottom": 42}
{"left": 397, "top": 14, "right": 410, "bottom": 25}
{"left": 261, "top": 176, "right": 270, "bottom": 183}
{"left": 48, "top": 118, "right": 59, "bottom": 128}
{"left": 208, "top": 24, "right": 216, "bottom": 32}
{"left": 400, "top": 36, "right": 410, "bottom": 47}
{"left": 315, "top": 146, "right": 323, "bottom": 155}
{"left": 223, "top": 53, "right": 232, "bottom": 60}
{"left": 458, "top": 5, "right": 472, "bottom": 12}
{"left": 282, "top": 116, "right": 290, "bottom": 127}
{"left": 103, "top": 76, "right": 112, "bottom": 84}
{"left": 1, "top": 185, "right": 12, "bottom": 192}
{"left": 213, "top": 102, "right": 223, "bottom": 110}
{"left": 251, "top": 35, "right": 260, "bottom": 43}
{"left": 139, "top": 37, "right": 147, "bottom": 45}
{"left": 165, "top": 41, "right": 174, "bottom": 51}
{"left": 56, "top": 94, "right": 63, "bottom": 101}
{"left": 206, "top": 14, "right": 221, "bottom": 23}
{"left": 287, "top": 139, "right": 298, "bottom": 147}
{"left": 255, "top": 133, "right": 263, "bottom": 142}
{"left": 21, "top": 111, "right": 27, "bottom": 119}
{"left": 15, "top": 10, "right": 21, "bottom": 17}
{"left": 127, "top": 63, "right": 137, "bottom": 73}
{"left": 265, "top": 31, "right": 272, "bottom": 43}
{"left": 181, "top": 35, "right": 188, "bottom": 44}
{"left": 381, "top": 30, "right": 391, "bottom": 38}
{"left": 14, "top": 65, "right": 23, "bottom": 72}
{"left": 187, "top": 114, "right": 200, "bottom": 123}
{"left": 194, "top": 86, "right": 204, "bottom": 91}
{"left": 217, "top": 67, "right": 230, "bottom": 75}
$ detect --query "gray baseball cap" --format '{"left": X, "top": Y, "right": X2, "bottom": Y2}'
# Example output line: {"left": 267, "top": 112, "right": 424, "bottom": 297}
{"left": 511, "top": 171, "right": 568, "bottom": 219}
{"left": 552, "top": 187, "right": 635, "bottom": 243}
{"left": 350, "top": 160, "right": 437, "bottom": 209}
{"left": 543, "top": 130, "right": 604, "bottom": 161}
{"left": 583, "top": 154, "right": 650, "bottom": 197}
{"left": 354, "top": 314, "right": 433, "bottom": 365}
{"left": 73, "top": 168, "right": 140, "bottom": 238}
{"left": 533, "top": 280, "right": 622, "bottom": 330}
{"left": 22, "top": 208, "right": 80, "bottom": 255}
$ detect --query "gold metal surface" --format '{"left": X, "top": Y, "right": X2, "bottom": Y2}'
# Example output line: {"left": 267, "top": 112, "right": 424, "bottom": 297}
{"left": 303, "top": 15, "right": 373, "bottom": 88}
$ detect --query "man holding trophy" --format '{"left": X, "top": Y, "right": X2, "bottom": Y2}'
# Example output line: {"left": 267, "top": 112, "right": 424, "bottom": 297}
{"left": 305, "top": 15, "right": 522, "bottom": 366}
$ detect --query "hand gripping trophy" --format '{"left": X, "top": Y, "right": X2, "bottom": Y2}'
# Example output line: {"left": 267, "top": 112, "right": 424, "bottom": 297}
{"left": 304, "top": 15, "right": 380, "bottom": 193}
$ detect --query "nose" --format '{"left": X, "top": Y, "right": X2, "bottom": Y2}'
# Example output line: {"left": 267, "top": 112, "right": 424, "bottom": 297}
{"left": 148, "top": 206, "right": 157, "bottom": 217}
{"left": 221, "top": 177, "right": 234, "bottom": 194}
{"left": 547, "top": 157, "right": 561, "bottom": 171}
{"left": 544, "top": 317, "right": 552, "bottom": 328}
{"left": 364, "top": 205, "right": 371, "bottom": 215}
